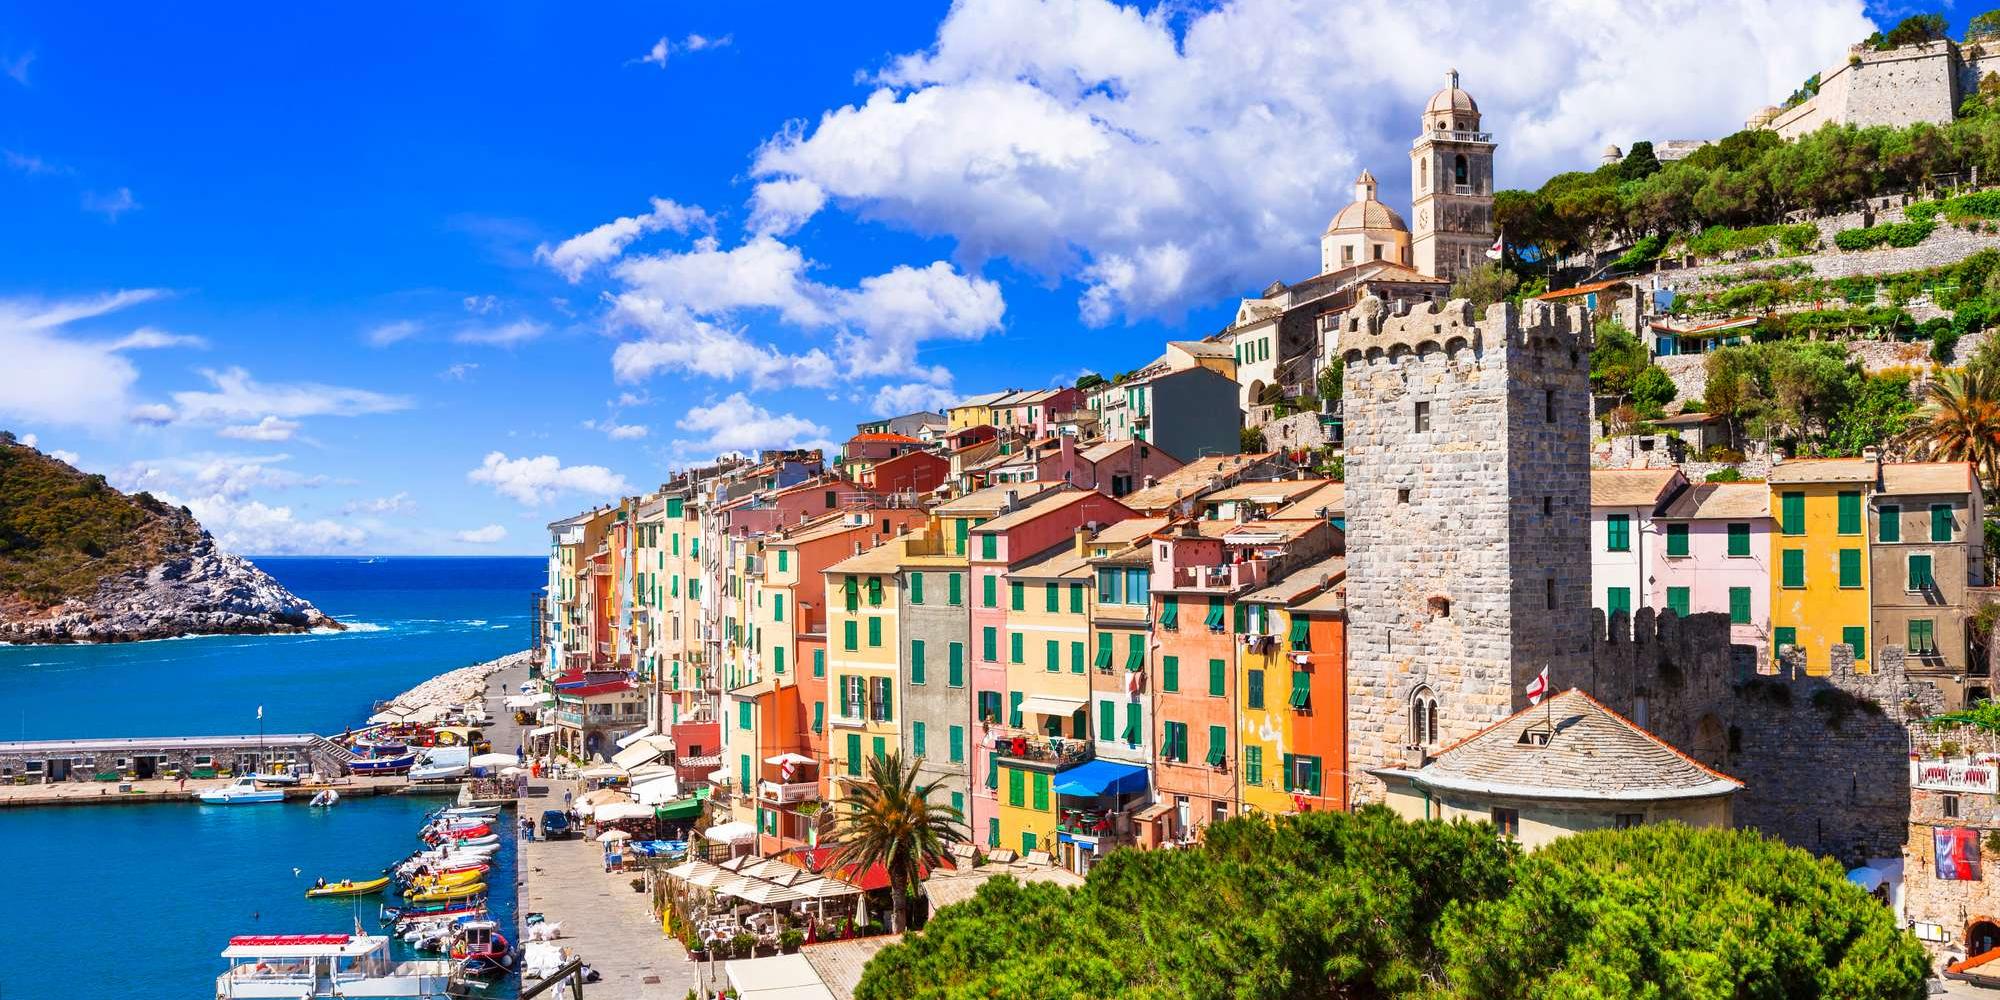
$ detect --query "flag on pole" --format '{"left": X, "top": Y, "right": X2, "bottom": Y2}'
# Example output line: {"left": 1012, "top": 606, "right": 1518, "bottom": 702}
{"left": 1525, "top": 666, "right": 1549, "bottom": 706}
{"left": 256, "top": 705, "right": 264, "bottom": 720}
{"left": 1485, "top": 230, "right": 1504, "bottom": 260}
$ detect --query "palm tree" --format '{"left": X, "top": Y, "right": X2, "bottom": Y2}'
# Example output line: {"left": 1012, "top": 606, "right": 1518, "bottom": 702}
{"left": 826, "top": 750, "right": 966, "bottom": 934}
{"left": 1897, "top": 366, "right": 2000, "bottom": 491}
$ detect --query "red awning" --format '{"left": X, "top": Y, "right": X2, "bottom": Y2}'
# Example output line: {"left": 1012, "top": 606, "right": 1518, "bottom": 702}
{"left": 783, "top": 847, "right": 953, "bottom": 891}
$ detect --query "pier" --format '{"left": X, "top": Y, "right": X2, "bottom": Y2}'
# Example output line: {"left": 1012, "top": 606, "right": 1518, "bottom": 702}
{"left": 0, "top": 732, "right": 357, "bottom": 784}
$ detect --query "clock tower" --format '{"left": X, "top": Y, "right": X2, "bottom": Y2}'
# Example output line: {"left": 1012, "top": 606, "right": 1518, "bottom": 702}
{"left": 1410, "top": 69, "right": 1497, "bottom": 283}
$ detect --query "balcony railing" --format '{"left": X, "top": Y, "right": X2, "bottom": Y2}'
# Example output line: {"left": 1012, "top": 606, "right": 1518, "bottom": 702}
{"left": 1413, "top": 129, "right": 1492, "bottom": 146}
{"left": 758, "top": 780, "right": 821, "bottom": 804}
{"left": 987, "top": 726, "right": 1094, "bottom": 768}
{"left": 1170, "top": 560, "right": 1270, "bottom": 593}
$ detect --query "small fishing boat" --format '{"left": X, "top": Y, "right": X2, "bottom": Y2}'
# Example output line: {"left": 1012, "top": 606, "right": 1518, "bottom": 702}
{"left": 451, "top": 920, "right": 513, "bottom": 977}
{"left": 252, "top": 771, "right": 302, "bottom": 787}
{"left": 308, "top": 788, "right": 340, "bottom": 808}
{"left": 442, "top": 805, "right": 500, "bottom": 819}
{"left": 349, "top": 753, "right": 417, "bottom": 775}
{"left": 214, "top": 933, "right": 456, "bottom": 999}
{"left": 352, "top": 735, "right": 408, "bottom": 754}
{"left": 380, "top": 900, "right": 484, "bottom": 925}
{"left": 405, "top": 867, "right": 486, "bottom": 890}
{"left": 434, "top": 834, "right": 498, "bottom": 849}
{"left": 406, "top": 881, "right": 487, "bottom": 904}
{"left": 198, "top": 776, "right": 286, "bottom": 805}
{"left": 424, "top": 823, "right": 491, "bottom": 841}
{"left": 409, "top": 747, "right": 469, "bottom": 783}
{"left": 305, "top": 876, "right": 390, "bottom": 898}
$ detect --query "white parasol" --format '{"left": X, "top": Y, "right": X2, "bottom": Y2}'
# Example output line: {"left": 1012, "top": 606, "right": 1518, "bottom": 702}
{"left": 596, "top": 829, "right": 633, "bottom": 843}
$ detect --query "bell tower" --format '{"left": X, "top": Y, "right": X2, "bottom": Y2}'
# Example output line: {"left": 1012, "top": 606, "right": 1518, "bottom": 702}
{"left": 1410, "top": 69, "right": 1497, "bottom": 283}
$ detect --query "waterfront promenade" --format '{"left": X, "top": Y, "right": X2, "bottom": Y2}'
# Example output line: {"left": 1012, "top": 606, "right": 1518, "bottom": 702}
{"left": 484, "top": 655, "right": 699, "bottom": 999}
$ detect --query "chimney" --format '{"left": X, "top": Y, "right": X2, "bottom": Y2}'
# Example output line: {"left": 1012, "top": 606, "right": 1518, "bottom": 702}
{"left": 1143, "top": 475, "right": 1158, "bottom": 489}
{"left": 1003, "top": 489, "right": 1019, "bottom": 512}
{"left": 1862, "top": 445, "right": 1880, "bottom": 463}
{"left": 1074, "top": 525, "right": 1092, "bottom": 556}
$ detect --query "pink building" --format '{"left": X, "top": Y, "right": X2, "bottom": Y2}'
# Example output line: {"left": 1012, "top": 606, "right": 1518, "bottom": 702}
{"left": 716, "top": 476, "right": 869, "bottom": 537}
{"left": 966, "top": 485, "right": 1136, "bottom": 845}
{"left": 1647, "top": 482, "right": 1772, "bottom": 660}
{"left": 997, "top": 388, "right": 1082, "bottom": 437}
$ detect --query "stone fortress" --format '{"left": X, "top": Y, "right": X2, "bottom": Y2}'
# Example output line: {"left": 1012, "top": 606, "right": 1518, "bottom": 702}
{"left": 1335, "top": 73, "right": 1945, "bottom": 865}
{"left": 1751, "top": 33, "right": 2000, "bottom": 141}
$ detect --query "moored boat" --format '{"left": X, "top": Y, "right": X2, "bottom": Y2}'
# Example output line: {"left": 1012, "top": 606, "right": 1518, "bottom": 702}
{"left": 406, "top": 881, "right": 487, "bottom": 904}
{"left": 198, "top": 776, "right": 286, "bottom": 805}
{"left": 450, "top": 920, "right": 513, "bottom": 977}
{"left": 305, "top": 876, "right": 390, "bottom": 898}
{"left": 308, "top": 788, "right": 340, "bottom": 807}
{"left": 214, "top": 932, "right": 456, "bottom": 999}
{"left": 349, "top": 753, "right": 417, "bottom": 775}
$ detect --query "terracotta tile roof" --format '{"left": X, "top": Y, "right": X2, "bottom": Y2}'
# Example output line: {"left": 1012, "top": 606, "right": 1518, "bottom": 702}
{"left": 1651, "top": 316, "right": 1757, "bottom": 336}
{"left": 1658, "top": 482, "right": 1770, "bottom": 520}
{"left": 1879, "top": 461, "right": 1976, "bottom": 496}
{"left": 1537, "top": 277, "right": 1633, "bottom": 301}
{"left": 1766, "top": 458, "right": 1877, "bottom": 484}
{"left": 1273, "top": 481, "right": 1346, "bottom": 519}
{"left": 972, "top": 488, "right": 1118, "bottom": 534}
{"left": 932, "top": 482, "right": 1060, "bottom": 515}
{"left": 1404, "top": 688, "right": 1741, "bottom": 801}
{"left": 823, "top": 540, "right": 905, "bottom": 575}
{"left": 1241, "top": 554, "right": 1346, "bottom": 605}
{"left": 1119, "top": 453, "right": 1279, "bottom": 513}
{"left": 1204, "top": 478, "right": 1332, "bottom": 505}
{"left": 1589, "top": 469, "right": 1683, "bottom": 508}
{"left": 847, "top": 432, "right": 920, "bottom": 444}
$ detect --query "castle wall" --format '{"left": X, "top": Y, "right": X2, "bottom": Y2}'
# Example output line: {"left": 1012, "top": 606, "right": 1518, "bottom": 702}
{"left": 1340, "top": 298, "right": 1591, "bottom": 799}
{"left": 1579, "top": 607, "right": 1942, "bottom": 865}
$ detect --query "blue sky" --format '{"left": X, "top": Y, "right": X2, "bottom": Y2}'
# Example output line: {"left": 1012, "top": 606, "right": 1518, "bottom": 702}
{"left": 0, "top": 1, "right": 1914, "bottom": 554}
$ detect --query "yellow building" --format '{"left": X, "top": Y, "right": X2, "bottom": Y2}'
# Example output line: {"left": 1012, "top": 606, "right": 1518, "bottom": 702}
{"left": 659, "top": 492, "right": 705, "bottom": 723}
{"left": 947, "top": 390, "right": 1011, "bottom": 431}
{"left": 1234, "top": 555, "right": 1345, "bottom": 816}
{"left": 824, "top": 543, "right": 904, "bottom": 808}
{"left": 1768, "top": 458, "right": 1876, "bottom": 674}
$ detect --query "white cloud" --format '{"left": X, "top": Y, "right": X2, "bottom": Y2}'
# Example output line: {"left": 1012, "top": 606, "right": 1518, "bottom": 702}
{"left": 640, "top": 36, "right": 671, "bottom": 68}
{"left": 48, "top": 448, "right": 80, "bottom": 466}
{"left": 128, "top": 403, "right": 175, "bottom": 425}
{"left": 114, "top": 452, "right": 327, "bottom": 500}
{"left": 109, "top": 326, "right": 206, "bottom": 351}
{"left": 674, "top": 393, "right": 829, "bottom": 456}
{"left": 3, "top": 51, "right": 32, "bottom": 86}
{"left": 468, "top": 451, "right": 631, "bottom": 506}
{"left": 747, "top": 177, "right": 826, "bottom": 236}
{"left": 536, "top": 197, "right": 715, "bottom": 282}
{"left": 0, "top": 288, "right": 168, "bottom": 429}
{"left": 636, "top": 33, "right": 733, "bottom": 69}
{"left": 583, "top": 418, "right": 650, "bottom": 440}
{"left": 83, "top": 187, "right": 138, "bottom": 221}
{"left": 455, "top": 523, "right": 508, "bottom": 544}
{"left": 439, "top": 362, "right": 479, "bottom": 381}
{"left": 166, "top": 367, "right": 410, "bottom": 424}
{"left": 833, "top": 261, "right": 1003, "bottom": 376}
{"left": 366, "top": 319, "right": 422, "bottom": 346}
{"left": 342, "top": 492, "right": 416, "bottom": 515}
{"left": 683, "top": 33, "right": 732, "bottom": 52}
{"left": 455, "top": 319, "right": 548, "bottom": 347}
{"left": 750, "top": 0, "right": 1871, "bottom": 323}
{"left": 462, "top": 294, "right": 500, "bottom": 315}
{"left": 5, "top": 150, "right": 65, "bottom": 175}
{"left": 608, "top": 298, "right": 836, "bottom": 389}
{"left": 217, "top": 415, "right": 301, "bottom": 442}
{"left": 871, "top": 380, "right": 959, "bottom": 417}
{"left": 153, "top": 490, "right": 367, "bottom": 555}
{"left": 18, "top": 433, "right": 36, "bottom": 447}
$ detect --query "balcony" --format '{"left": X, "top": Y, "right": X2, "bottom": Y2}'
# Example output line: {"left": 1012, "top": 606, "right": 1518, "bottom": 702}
{"left": 1170, "top": 560, "right": 1270, "bottom": 593}
{"left": 758, "top": 780, "right": 821, "bottom": 804}
{"left": 1413, "top": 129, "right": 1492, "bottom": 146}
{"left": 987, "top": 726, "right": 1094, "bottom": 768}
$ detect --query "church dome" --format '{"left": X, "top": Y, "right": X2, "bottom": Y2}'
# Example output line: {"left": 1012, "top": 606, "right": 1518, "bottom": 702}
{"left": 1425, "top": 68, "right": 1479, "bottom": 117}
{"left": 1324, "top": 169, "right": 1408, "bottom": 235}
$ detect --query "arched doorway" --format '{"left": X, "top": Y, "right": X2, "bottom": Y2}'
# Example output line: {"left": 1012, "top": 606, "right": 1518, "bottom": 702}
{"left": 1691, "top": 715, "right": 1725, "bottom": 769}
{"left": 1969, "top": 919, "right": 2000, "bottom": 957}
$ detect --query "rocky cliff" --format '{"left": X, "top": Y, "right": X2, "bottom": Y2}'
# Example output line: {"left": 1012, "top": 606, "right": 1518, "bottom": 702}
{"left": 0, "top": 434, "right": 340, "bottom": 643}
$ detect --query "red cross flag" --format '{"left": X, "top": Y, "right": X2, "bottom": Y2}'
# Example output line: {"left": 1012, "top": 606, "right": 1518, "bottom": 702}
{"left": 1525, "top": 666, "right": 1549, "bottom": 706}
{"left": 1485, "top": 230, "right": 1505, "bottom": 260}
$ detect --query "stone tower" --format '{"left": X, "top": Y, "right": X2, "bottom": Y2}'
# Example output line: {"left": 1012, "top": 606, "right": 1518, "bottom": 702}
{"left": 1338, "top": 295, "right": 1592, "bottom": 802}
{"left": 1409, "top": 69, "right": 1497, "bottom": 283}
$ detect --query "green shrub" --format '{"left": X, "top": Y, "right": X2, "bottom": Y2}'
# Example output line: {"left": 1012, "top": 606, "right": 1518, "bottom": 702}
{"left": 1687, "top": 223, "right": 1819, "bottom": 259}
{"left": 1834, "top": 220, "right": 1936, "bottom": 251}
{"left": 1610, "top": 234, "right": 1665, "bottom": 270}
{"left": 1705, "top": 467, "right": 1745, "bottom": 482}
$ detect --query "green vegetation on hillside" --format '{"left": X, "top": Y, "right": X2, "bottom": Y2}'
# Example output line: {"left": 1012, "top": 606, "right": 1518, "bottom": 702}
{"left": 1703, "top": 343, "right": 1920, "bottom": 456}
{"left": 856, "top": 809, "right": 1926, "bottom": 1000}
{"left": 0, "top": 432, "right": 195, "bottom": 607}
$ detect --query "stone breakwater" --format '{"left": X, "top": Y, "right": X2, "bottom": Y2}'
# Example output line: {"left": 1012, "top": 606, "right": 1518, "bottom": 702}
{"left": 381, "top": 649, "right": 534, "bottom": 712}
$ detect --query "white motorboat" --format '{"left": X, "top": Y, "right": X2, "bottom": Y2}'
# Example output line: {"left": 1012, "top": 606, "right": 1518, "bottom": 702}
{"left": 443, "top": 805, "right": 500, "bottom": 819}
{"left": 409, "top": 748, "right": 469, "bottom": 784}
{"left": 214, "top": 932, "right": 458, "bottom": 999}
{"left": 308, "top": 788, "right": 340, "bottom": 808}
{"left": 252, "top": 771, "right": 302, "bottom": 787}
{"left": 199, "top": 776, "right": 285, "bottom": 805}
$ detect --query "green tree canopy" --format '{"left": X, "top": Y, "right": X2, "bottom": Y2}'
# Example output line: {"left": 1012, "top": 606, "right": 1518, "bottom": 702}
{"left": 856, "top": 811, "right": 1926, "bottom": 1000}
{"left": 1449, "top": 262, "right": 1518, "bottom": 311}
{"left": 1702, "top": 340, "right": 1915, "bottom": 455}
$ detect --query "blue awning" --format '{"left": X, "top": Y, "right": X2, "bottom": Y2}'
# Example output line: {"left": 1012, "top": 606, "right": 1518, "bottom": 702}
{"left": 1053, "top": 759, "right": 1149, "bottom": 797}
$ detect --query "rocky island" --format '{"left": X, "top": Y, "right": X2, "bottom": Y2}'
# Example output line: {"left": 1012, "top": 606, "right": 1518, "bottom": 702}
{"left": 0, "top": 433, "right": 340, "bottom": 643}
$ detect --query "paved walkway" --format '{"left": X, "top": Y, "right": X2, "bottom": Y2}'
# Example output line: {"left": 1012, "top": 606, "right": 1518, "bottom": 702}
{"left": 485, "top": 658, "right": 699, "bottom": 999}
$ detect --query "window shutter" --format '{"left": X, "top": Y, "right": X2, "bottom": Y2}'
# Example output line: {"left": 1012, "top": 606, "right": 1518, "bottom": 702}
{"left": 1289, "top": 670, "right": 1311, "bottom": 709}
{"left": 1911, "top": 554, "right": 1934, "bottom": 591}
{"left": 913, "top": 721, "right": 926, "bottom": 757}
{"left": 1011, "top": 581, "right": 1024, "bottom": 611}
{"left": 1046, "top": 639, "right": 1060, "bottom": 673}
{"left": 1206, "top": 725, "right": 1226, "bottom": 767}
{"left": 1208, "top": 658, "right": 1225, "bottom": 696}
{"left": 910, "top": 640, "right": 926, "bottom": 684}
{"left": 1046, "top": 582, "right": 1059, "bottom": 612}
{"left": 1933, "top": 504, "right": 1954, "bottom": 542}
{"left": 846, "top": 734, "right": 861, "bottom": 776}
{"left": 1163, "top": 655, "right": 1178, "bottom": 692}
{"left": 1837, "top": 491, "right": 1861, "bottom": 535}
{"left": 1070, "top": 641, "right": 1084, "bottom": 674}
{"left": 1666, "top": 587, "right": 1690, "bottom": 618}
{"left": 1780, "top": 492, "right": 1804, "bottom": 535}
{"left": 1666, "top": 523, "right": 1689, "bottom": 557}
{"left": 1728, "top": 587, "right": 1751, "bottom": 625}
{"left": 1842, "top": 626, "right": 1866, "bottom": 662}
{"left": 1099, "top": 700, "right": 1115, "bottom": 742}
{"left": 949, "top": 573, "right": 962, "bottom": 606}
{"left": 949, "top": 643, "right": 965, "bottom": 687}
{"left": 1781, "top": 549, "right": 1804, "bottom": 588}
{"left": 1727, "top": 522, "right": 1751, "bottom": 556}
{"left": 950, "top": 725, "right": 964, "bottom": 763}
{"left": 1288, "top": 617, "right": 1311, "bottom": 650}
{"left": 1247, "top": 669, "right": 1264, "bottom": 709}
{"left": 910, "top": 571, "right": 924, "bottom": 604}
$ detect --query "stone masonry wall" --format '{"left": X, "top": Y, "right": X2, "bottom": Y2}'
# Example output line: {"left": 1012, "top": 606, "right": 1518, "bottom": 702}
{"left": 1340, "top": 297, "right": 1591, "bottom": 801}
{"left": 1575, "top": 607, "right": 1944, "bottom": 865}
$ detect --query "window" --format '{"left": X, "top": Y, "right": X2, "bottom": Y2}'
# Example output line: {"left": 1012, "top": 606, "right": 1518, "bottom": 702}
{"left": 1414, "top": 400, "right": 1431, "bottom": 432}
{"left": 1837, "top": 491, "right": 1861, "bottom": 535}
{"left": 773, "top": 594, "right": 785, "bottom": 622}
{"left": 870, "top": 678, "right": 894, "bottom": 722}
{"left": 1071, "top": 640, "right": 1085, "bottom": 674}
{"left": 951, "top": 791, "right": 964, "bottom": 817}
{"left": 1126, "top": 569, "right": 1150, "bottom": 605}
{"left": 1944, "top": 793, "right": 1962, "bottom": 819}
{"left": 845, "top": 733, "right": 861, "bottom": 777}
{"left": 910, "top": 640, "right": 927, "bottom": 684}
{"left": 913, "top": 721, "right": 926, "bottom": 757}
{"left": 1842, "top": 626, "right": 1866, "bottom": 663}
{"left": 777, "top": 549, "right": 789, "bottom": 572}
{"left": 981, "top": 574, "right": 997, "bottom": 608}
{"left": 1162, "top": 655, "right": 1179, "bottom": 692}
{"left": 1779, "top": 492, "right": 1804, "bottom": 535}
{"left": 1045, "top": 639, "right": 1059, "bottom": 673}
{"left": 1094, "top": 634, "right": 1114, "bottom": 670}
{"left": 980, "top": 534, "right": 997, "bottom": 560}
{"left": 909, "top": 571, "right": 924, "bottom": 605}
{"left": 1245, "top": 745, "right": 1263, "bottom": 787}
{"left": 1411, "top": 686, "right": 1439, "bottom": 747}
{"left": 1208, "top": 658, "right": 1226, "bottom": 697}
{"left": 1122, "top": 702, "right": 1143, "bottom": 746}
{"left": 1398, "top": 488, "right": 1411, "bottom": 505}
{"left": 1663, "top": 522, "right": 1690, "bottom": 558}
{"left": 1490, "top": 807, "right": 1519, "bottom": 838}
{"left": 812, "top": 701, "right": 823, "bottom": 734}
{"left": 844, "top": 575, "right": 858, "bottom": 612}
{"left": 1282, "top": 754, "right": 1322, "bottom": 795}
{"left": 1605, "top": 514, "right": 1630, "bottom": 552}
{"left": 978, "top": 691, "right": 1002, "bottom": 724}
{"left": 948, "top": 573, "right": 963, "bottom": 606}
{"left": 982, "top": 626, "right": 997, "bottom": 662}
{"left": 738, "top": 700, "right": 753, "bottom": 731}
{"left": 867, "top": 617, "right": 882, "bottom": 647}
{"left": 1010, "top": 581, "right": 1024, "bottom": 611}
{"left": 1007, "top": 767, "right": 1024, "bottom": 807}
{"left": 813, "top": 648, "right": 825, "bottom": 677}
{"left": 1780, "top": 549, "right": 1804, "bottom": 588}
{"left": 1246, "top": 669, "right": 1264, "bottom": 710}
{"left": 949, "top": 725, "right": 965, "bottom": 763}
{"left": 1838, "top": 548, "right": 1862, "bottom": 589}
{"left": 1546, "top": 577, "right": 1556, "bottom": 609}
{"left": 1613, "top": 813, "right": 1644, "bottom": 830}
{"left": 1162, "top": 721, "right": 1188, "bottom": 762}
{"left": 1910, "top": 618, "right": 1938, "bottom": 655}
{"left": 1666, "top": 587, "right": 1690, "bottom": 618}
{"left": 1009, "top": 692, "right": 1023, "bottom": 728}
{"left": 1605, "top": 587, "right": 1631, "bottom": 616}
{"left": 1726, "top": 522, "right": 1751, "bottom": 556}
{"left": 1773, "top": 626, "right": 1797, "bottom": 661}
{"left": 1009, "top": 631, "right": 1023, "bottom": 664}
{"left": 1878, "top": 506, "right": 1900, "bottom": 542}
{"left": 1122, "top": 633, "right": 1143, "bottom": 671}
{"left": 1206, "top": 725, "right": 1227, "bottom": 767}
{"left": 1069, "top": 582, "right": 1085, "bottom": 613}
{"left": 1289, "top": 617, "right": 1311, "bottom": 651}
{"left": 843, "top": 620, "right": 858, "bottom": 651}
{"left": 1454, "top": 153, "right": 1468, "bottom": 186}
{"left": 1543, "top": 496, "right": 1553, "bottom": 516}
{"left": 1203, "top": 597, "right": 1225, "bottom": 630}
{"left": 987, "top": 818, "right": 999, "bottom": 848}
{"left": 948, "top": 643, "right": 965, "bottom": 687}
{"left": 773, "top": 647, "right": 786, "bottom": 673}
{"left": 1545, "top": 388, "right": 1557, "bottom": 423}
{"left": 1289, "top": 670, "right": 1311, "bottom": 710}
{"left": 1728, "top": 587, "right": 1752, "bottom": 625}
{"left": 1097, "top": 567, "right": 1121, "bottom": 603}
{"left": 1910, "top": 554, "right": 1935, "bottom": 592}
{"left": 1099, "top": 699, "right": 1115, "bottom": 743}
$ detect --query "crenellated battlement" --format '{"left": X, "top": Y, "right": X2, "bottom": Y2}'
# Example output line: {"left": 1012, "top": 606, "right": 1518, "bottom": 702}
{"left": 1338, "top": 294, "right": 1590, "bottom": 366}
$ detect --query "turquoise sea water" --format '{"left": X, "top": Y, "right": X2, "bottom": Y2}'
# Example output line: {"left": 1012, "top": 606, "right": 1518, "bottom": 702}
{"left": 0, "top": 556, "right": 539, "bottom": 999}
